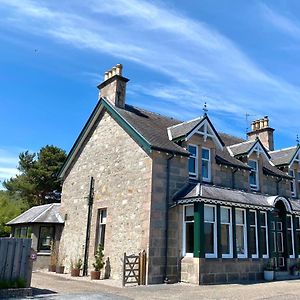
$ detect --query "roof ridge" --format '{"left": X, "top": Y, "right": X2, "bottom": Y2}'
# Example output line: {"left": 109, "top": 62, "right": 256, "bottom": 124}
{"left": 269, "top": 146, "right": 297, "bottom": 154}
{"left": 228, "top": 140, "right": 255, "bottom": 148}
{"left": 167, "top": 116, "right": 203, "bottom": 130}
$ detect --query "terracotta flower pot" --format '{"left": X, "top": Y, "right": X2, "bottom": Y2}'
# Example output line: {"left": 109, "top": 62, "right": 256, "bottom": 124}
{"left": 90, "top": 270, "right": 101, "bottom": 280}
{"left": 71, "top": 268, "right": 80, "bottom": 277}
{"left": 56, "top": 265, "right": 65, "bottom": 274}
{"left": 48, "top": 265, "right": 56, "bottom": 272}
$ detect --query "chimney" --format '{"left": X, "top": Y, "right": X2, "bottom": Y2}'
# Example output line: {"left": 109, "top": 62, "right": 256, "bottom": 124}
{"left": 97, "top": 64, "right": 129, "bottom": 109}
{"left": 247, "top": 116, "right": 275, "bottom": 151}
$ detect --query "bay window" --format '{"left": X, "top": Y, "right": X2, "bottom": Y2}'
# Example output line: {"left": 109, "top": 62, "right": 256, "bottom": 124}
{"left": 202, "top": 148, "right": 211, "bottom": 182}
{"left": 188, "top": 145, "right": 198, "bottom": 178}
{"left": 220, "top": 207, "right": 233, "bottom": 258}
{"left": 249, "top": 210, "right": 258, "bottom": 258}
{"left": 204, "top": 204, "right": 217, "bottom": 258}
{"left": 183, "top": 205, "right": 194, "bottom": 256}
{"left": 289, "top": 169, "right": 296, "bottom": 197}
{"left": 235, "top": 209, "right": 247, "bottom": 258}
{"left": 296, "top": 216, "right": 300, "bottom": 258}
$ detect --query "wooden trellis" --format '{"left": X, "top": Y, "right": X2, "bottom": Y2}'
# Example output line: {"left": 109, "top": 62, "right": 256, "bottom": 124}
{"left": 122, "top": 250, "right": 146, "bottom": 286}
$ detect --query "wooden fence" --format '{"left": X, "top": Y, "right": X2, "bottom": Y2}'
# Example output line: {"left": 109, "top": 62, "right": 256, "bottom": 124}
{"left": 122, "top": 250, "right": 147, "bottom": 286}
{"left": 0, "top": 238, "right": 33, "bottom": 287}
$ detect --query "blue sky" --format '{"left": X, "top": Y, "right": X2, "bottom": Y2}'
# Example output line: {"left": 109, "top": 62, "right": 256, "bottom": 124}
{"left": 1, "top": 0, "right": 300, "bottom": 185}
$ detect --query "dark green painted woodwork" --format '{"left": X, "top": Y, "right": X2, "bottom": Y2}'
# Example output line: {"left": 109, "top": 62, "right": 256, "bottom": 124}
{"left": 246, "top": 208, "right": 251, "bottom": 258}
{"left": 257, "top": 210, "right": 262, "bottom": 258}
{"left": 232, "top": 207, "right": 237, "bottom": 258}
{"left": 199, "top": 202, "right": 205, "bottom": 258}
{"left": 193, "top": 202, "right": 200, "bottom": 257}
{"left": 267, "top": 211, "right": 274, "bottom": 257}
{"left": 293, "top": 215, "right": 298, "bottom": 257}
{"left": 216, "top": 205, "right": 221, "bottom": 258}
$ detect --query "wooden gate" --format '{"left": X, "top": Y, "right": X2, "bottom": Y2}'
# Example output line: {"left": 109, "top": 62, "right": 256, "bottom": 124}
{"left": 122, "top": 250, "right": 146, "bottom": 286}
{"left": 0, "top": 238, "right": 33, "bottom": 287}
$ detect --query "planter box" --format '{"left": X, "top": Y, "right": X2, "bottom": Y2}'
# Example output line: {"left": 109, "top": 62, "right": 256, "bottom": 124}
{"left": 90, "top": 271, "right": 101, "bottom": 280}
{"left": 56, "top": 266, "right": 65, "bottom": 274}
{"left": 48, "top": 265, "right": 56, "bottom": 272}
{"left": 71, "top": 268, "right": 80, "bottom": 277}
{"left": 264, "top": 270, "right": 274, "bottom": 281}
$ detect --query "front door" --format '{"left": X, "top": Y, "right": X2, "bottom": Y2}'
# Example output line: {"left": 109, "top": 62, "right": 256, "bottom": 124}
{"left": 271, "top": 209, "right": 286, "bottom": 270}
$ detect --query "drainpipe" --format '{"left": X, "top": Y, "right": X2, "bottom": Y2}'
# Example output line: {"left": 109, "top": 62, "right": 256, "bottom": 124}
{"left": 83, "top": 176, "right": 95, "bottom": 276}
{"left": 231, "top": 167, "right": 238, "bottom": 189}
{"left": 276, "top": 177, "right": 282, "bottom": 195}
{"left": 164, "top": 153, "right": 175, "bottom": 284}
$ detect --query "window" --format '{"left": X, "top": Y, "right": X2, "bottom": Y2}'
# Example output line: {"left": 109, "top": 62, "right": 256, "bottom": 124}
{"left": 289, "top": 169, "right": 296, "bottom": 197}
{"left": 183, "top": 205, "right": 194, "bottom": 256}
{"left": 188, "top": 145, "right": 198, "bottom": 178}
{"left": 14, "top": 226, "right": 31, "bottom": 238}
{"left": 202, "top": 148, "right": 211, "bottom": 182}
{"left": 260, "top": 212, "right": 269, "bottom": 258}
{"left": 38, "top": 226, "right": 54, "bottom": 252}
{"left": 220, "top": 207, "right": 233, "bottom": 258}
{"left": 249, "top": 210, "right": 258, "bottom": 258}
{"left": 287, "top": 215, "right": 295, "bottom": 258}
{"left": 204, "top": 204, "right": 217, "bottom": 258}
{"left": 96, "top": 209, "right": 107, "bottom": 248}
{"left": 249, "top": 160, "right": 259, "bottom": 190}
{"left": 235, "top": 209, "right": 247, "bottom": 258}
{"left": 296, "top": 217, "right": 300, "bottom": 258}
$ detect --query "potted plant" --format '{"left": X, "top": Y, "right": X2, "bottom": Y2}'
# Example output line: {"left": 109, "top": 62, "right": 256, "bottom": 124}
{"left": 290, "top": 264, "right": 299, "bottom": 276}
{"left": 91, "top": 245, "right": 105, "bottom": 280}
{"left": 56, "top": 255, "right": 65, "bottom": 274}
{"left": 71, "top": 258, "right": 82, "bottom": 277}
{"left": 264, "top": 258, "right": 275, "bottom": 281}
{"left": 48, "top": 242, "right": 58, "bottom": 272}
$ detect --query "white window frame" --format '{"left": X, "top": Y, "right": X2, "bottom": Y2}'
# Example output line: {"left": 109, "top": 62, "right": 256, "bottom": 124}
{"left": 287, "top": 214, "right": 295, "bottom": 258}
{"left": 296, "top": 216, "right": 300, "bottom": 258}
{"left": 201, "top": 147, "right": 211, "bottom": 182}
{"left": 235, "top": 208, "right": 248, "bottom": 259}
{"left": 249, "top": 210, "right": 259, "bottom": 258}
{"left": 97, "top": 208, "right": 107, "bottom": 248}
{"left": 289, "top": 169, "right": 296, "bottom": 197}
{"left": 204, "top": 204, "right": 217, "bottom": 258}
{"left": 188, "top": 144, "right": 198, "bottom": 178}
{"left": 249, "top": 159, "right": 259, "bottom": 191}
{"left": 260, "top": 211, "right": 269, "bottom": 258}
{"left": 220, "top": 206, "right": 233, "bottom": 258}
{"left": 182, "top": 205, "right": 194, "bottom": 257}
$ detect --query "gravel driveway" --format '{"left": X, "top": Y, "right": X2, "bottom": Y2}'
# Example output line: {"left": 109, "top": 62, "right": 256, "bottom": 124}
{"left": 25, "top": 270, "right": 300, "bottom": 300}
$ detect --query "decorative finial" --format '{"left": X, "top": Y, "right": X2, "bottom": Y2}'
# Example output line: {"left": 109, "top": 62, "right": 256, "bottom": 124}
{"left": 203, "top": 102, "right": 208, "bottom": 116}
{"left": 297, "top": 134, "right": 300, "bottom": 146}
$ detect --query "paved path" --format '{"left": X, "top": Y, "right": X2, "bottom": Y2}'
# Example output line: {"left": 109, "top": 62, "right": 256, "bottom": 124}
{"left": 29, "top": 271, "right": 300, "bottom": 300}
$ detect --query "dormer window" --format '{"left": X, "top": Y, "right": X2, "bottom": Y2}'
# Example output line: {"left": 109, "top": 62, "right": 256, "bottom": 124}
{"left": 188, "top": 145, "right": 198, "bottom": 178}
{"left": 249, "top": 160, "right": 259, "bottom": 190}
{"left": 202, "top": 148, "right": 211, "bottom": 182}
{"left": 289, "top": 169, "right": 296, "bottom": 197}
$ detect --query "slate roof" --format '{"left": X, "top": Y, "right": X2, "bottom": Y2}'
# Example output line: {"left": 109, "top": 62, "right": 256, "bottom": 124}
{"left": 174, "top": 182, "right": 271, "bottom": 208}
{"left": 114, "top": 104, "right": 189, "bottom": 156}
{"left": 7, "top": 203, "right": 64, "bottom": 225}
{"left": 219, "top": 133, "right": 245, "bottom": 146}
{"left": 269, "top": 146, "right": 298, "bottom": 166}
{"left": 167, "top": 117, "right": 204, "bottom": 140}
{"left": 227, "top": 140, "right": 256, "bottom": 156}
{"left": 262, "top": 160, "right": 292, "bottom": 179}
{"left": 215, "top": 148, "right": 250, "bottom": 170}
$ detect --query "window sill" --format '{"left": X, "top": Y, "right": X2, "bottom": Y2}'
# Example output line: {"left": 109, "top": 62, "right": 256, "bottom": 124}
{"left": 37, "top": 252, "right": 51, "bottom": 256}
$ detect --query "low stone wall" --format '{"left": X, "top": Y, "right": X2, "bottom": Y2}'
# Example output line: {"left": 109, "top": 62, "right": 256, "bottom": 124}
{"left": 181, "top": 257, "right": 265, "bottom": 284}
{"left": 0, "top": 288, "right": 32, "bottom": 299}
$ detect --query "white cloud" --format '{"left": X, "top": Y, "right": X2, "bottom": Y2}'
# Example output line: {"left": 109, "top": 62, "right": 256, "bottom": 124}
{"left": 1, "top": 0, "right": 300, "bottom": 145}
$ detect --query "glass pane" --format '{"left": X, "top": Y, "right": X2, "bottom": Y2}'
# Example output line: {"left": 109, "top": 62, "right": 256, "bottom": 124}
{"left": 250, "top": 172, "right": 257, "bottom": 186}
{"left": 277, "top": 232, "right": 283, "bottom": 252}
{"left": 202, "top": 148, "right": 210, "bottom": 160}
{"left": 287, "top": 215, "right": 292, "bottom": 229}
{"left": 236, "top": 210, "right": 244, "bottom": 225}
{"left": 100, "top": 209, "right": 107, "bottom": 224}
{"left": 39, "top": 227, "right": 54, "bottom": 251}
{"left": 221, "top": 224, "right": 230, "bottom": 255}
{"left": 185, "top": 206, "right": 194, "bottom": 222}
{"left": 296, "top": 217, "right": 300, "bottom": 230}
{"left": 188, "top": 145, "right": 197, "bottom": 156}
{"left": 287, "top": 230, "right": 293, "bottom": 256}
{"left": 249, "top": 160, "right": 257, "bottom": 170}
{"left": 297, "top": 232, "right": 300, "bottom": 255}
{"left": 249, "top": 227, "right": 257, "bottom": 256}
{"left": 20, "top": 227, "right": 27, "bottom": 238}
{"left": 189, "top": 157, "right": 196, "bottom": 174}
{"left": 202, "top": 160, "right": 208, "bottom": 178}
{"left": 186, "top": 222, "right": 194, "bottom": 253}
{"left": 249, "top": 211, "right": 256, "bottom": 226}
{"left": 236, "top": 225, "right": 245, "bottom": 254}
{"left": 261, "top": 228, "right": 267, "bottom": 255}
{"left": 204, "top": 223, "right": 214, "bottom": 254}
{"left": 204, "top": 206, "right": 215, "bottom": 222}
{"left": 260, "top": 212, "right": 266, "bottom": 227}
{"left": 221, "top": 207, "right": 230, "bottom": 223}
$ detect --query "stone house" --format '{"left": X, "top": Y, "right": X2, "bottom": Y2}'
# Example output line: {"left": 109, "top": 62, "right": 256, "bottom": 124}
{"left": 7, "top": 203, "right": 64, "bottom": 270}
{"left": 58, "top": 64, "right": 300, "bottom": 284}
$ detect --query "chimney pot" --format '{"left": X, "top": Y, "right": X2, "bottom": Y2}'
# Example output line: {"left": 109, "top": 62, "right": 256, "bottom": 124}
{"left": 116, "top": 64, "right": 123, "bottom": 76}
{"left": 104, "top": 72, "right": 109, "bottom": 81}
{"left": 112, "top": 67, "right": 117, "bottom": 76}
